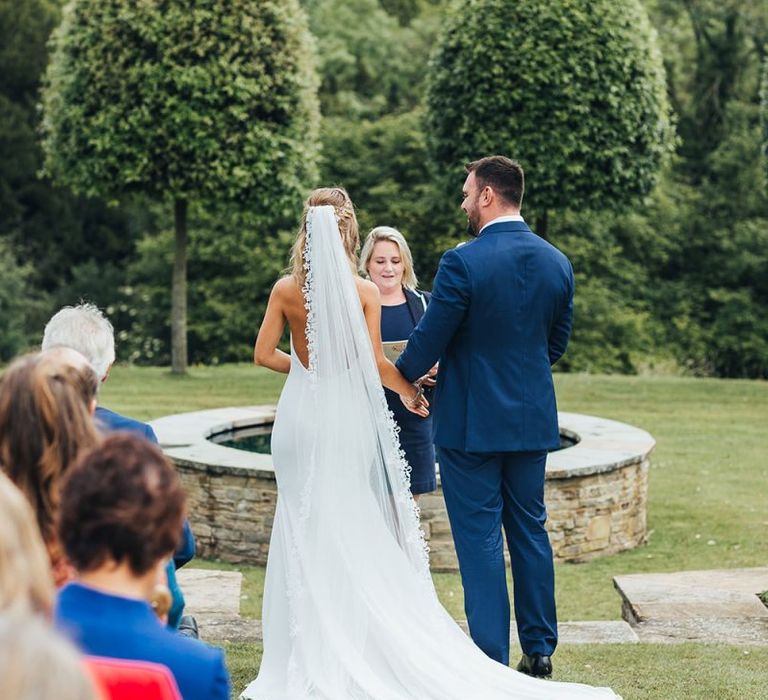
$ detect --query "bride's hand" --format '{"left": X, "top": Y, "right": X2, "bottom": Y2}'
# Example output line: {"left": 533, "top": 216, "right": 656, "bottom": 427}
{"left": 400, "top": 385, "right": 429, "bottom": 417}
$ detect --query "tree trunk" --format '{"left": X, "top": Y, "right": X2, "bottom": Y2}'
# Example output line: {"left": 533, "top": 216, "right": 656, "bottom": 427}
{"left": 535, "top": 210, "right": 549, "bottom": 241}
{"left": 171, "top": 198, "right": 188, "bottom": 374}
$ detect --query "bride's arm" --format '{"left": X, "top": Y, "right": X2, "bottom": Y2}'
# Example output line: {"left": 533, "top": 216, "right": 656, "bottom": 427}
{"left": 254, "top": 279, "right": 291, "bottom": 373}
{"left": 360, "top": 280, "right": 428, "bottom": 416}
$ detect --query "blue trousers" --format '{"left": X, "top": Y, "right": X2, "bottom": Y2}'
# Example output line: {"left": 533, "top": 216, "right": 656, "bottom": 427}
{"left": 436, "top": 447, "right": 557, "bottom": 665}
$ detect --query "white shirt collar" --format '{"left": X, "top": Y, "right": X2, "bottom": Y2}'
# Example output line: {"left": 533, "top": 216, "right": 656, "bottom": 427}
{"left": 478, "top": 214, "right": 524, "bottom": 235}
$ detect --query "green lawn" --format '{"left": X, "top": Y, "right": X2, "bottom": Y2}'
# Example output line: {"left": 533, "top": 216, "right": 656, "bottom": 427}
{"left": 101, "top": 366, "right": 768, "bottom": 697}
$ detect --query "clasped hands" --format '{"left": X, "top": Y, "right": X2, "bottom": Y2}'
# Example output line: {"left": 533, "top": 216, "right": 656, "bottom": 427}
{"left": 400, "top": 364, "right": 438, "bottom": 417}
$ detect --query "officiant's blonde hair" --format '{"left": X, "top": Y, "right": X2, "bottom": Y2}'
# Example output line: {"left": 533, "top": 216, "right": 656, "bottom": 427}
{"left": 291, "top": 187, "right": 359, "bottom": 286}
{"left": 360, "top": 226, "right": 419, "bottom": 290}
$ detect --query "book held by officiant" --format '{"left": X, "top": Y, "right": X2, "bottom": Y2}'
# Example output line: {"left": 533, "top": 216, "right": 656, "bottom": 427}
{"left": 383, "top": 340, "right": 408, "bottom": 363}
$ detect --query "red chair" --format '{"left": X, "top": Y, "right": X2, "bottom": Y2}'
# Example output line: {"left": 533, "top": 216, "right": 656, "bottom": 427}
{"left": 84, "top": 656, "right": 182, "bottom": 700}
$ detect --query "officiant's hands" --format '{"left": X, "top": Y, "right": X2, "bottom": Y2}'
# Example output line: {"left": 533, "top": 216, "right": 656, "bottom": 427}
{"left": 401, "top": 384, "right": 429, "bottom": 417}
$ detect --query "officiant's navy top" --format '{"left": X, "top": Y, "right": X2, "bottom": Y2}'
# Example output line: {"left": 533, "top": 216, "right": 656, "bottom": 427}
{"left": 397, "top": 220, "right": 574, "bottom": 453}
{"left": 381, "top": 288, "right": 436, "bottom": 494}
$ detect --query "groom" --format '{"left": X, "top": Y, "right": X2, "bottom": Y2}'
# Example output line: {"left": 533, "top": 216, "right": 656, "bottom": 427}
{"left": 396, "top": 156, "right": 574, "bottom": 676}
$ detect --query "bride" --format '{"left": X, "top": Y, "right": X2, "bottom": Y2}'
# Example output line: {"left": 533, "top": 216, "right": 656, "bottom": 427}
{"left": 242, "top": 187, "right": 620, "bottom": 700}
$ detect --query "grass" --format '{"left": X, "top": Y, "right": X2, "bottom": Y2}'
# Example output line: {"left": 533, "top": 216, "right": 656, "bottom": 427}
{"left": 101, "top": 366, "right": 768, "bottom": 697}
{"left": 219, "top": 639, "right": 768, "bottom": 700}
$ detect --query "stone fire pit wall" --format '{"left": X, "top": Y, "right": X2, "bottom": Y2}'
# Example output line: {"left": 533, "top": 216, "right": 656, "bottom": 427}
{"left": 152, "top": 408, "right": 654, "bottom": 573}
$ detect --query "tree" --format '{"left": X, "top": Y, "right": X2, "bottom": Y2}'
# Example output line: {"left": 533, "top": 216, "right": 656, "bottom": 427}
{"left": 762, "top": 55, "right": 768, "bottom": 184}
{"left": 0, "top": 238, "right": 48, "bottom": 361}
{"left": 304, "top": 0, "right": 435, "bottom": 118}
{"left": 426, "top": 0, "right": 675, "bottom": 238}
{"left": 41, "top": 0, "right": 319, "bottom": 373}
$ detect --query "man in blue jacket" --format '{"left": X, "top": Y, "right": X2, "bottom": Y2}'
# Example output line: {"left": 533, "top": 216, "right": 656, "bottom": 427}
{"left": 42, "top": 303, "right": 196, "bottom": 633}
{"left": 397, "top": 156, "right": 574, "bottom": 677}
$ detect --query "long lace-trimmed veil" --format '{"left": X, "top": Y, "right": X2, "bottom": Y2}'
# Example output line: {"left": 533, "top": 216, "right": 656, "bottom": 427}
{"left": 299, "top": 205, "right": 431, "bottom": 580}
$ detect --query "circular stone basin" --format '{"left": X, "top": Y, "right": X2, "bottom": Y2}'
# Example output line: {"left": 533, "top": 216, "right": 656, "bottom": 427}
{"left": 211, "top": 424, "right": 579, "bottom": 454}
{"left": 152, "top": 407, "right": 654, "bottom": 572}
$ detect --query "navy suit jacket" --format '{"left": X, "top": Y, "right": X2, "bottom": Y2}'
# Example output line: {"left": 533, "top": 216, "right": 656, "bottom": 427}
{"left": 94, "top": 406, "right": 195, "bottom": 568}
{"left": 397, "top": 220, "right": 574, "bottom": 452}
{"left": 55, "top": 583, "right": 230, "bottom": 700}
{"left": 95, "top": 406, "right": 158, "bottom": 443}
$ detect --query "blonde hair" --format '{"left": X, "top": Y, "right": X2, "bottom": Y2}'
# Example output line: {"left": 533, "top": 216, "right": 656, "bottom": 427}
{"left": 0, "top": 472, "right": 55, "bottom": 617}
{"left": 360, "top": 226, "right": 419, "bottom": 290}
{"left": 290, "top": 187, "right": 360, "bottom": 286}
{"left": 0, "top": 614, "right": 97, "bottom": 700}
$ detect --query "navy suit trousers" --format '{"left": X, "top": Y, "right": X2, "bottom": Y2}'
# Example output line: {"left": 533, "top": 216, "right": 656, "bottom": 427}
{"left": 436, "top": 447, "right": 557, "bottom": 664}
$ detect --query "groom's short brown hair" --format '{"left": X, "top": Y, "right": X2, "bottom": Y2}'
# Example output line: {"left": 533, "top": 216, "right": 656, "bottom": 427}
{"left": 465, "top": 156, "right": 524, "bottom": 208}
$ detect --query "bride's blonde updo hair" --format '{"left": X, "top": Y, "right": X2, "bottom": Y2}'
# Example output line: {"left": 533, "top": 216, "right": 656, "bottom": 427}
{"left": 291, "top": 187, "right": 359, "bottom": 286}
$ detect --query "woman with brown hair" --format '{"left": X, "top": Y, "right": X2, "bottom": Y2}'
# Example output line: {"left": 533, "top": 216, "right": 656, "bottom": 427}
{"left": 54, "top": 434, "right": 229, "bottom": 700}
{"left": 0, "top": 350, "right": 100, "bottom": 586}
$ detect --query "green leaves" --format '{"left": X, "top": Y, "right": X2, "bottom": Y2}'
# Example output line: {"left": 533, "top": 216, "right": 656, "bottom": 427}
{"left": 426, "top": 0, "right": 676, "bottom": 212}
{"left": 41, "top": 0, "right": 319, "bottom": 211}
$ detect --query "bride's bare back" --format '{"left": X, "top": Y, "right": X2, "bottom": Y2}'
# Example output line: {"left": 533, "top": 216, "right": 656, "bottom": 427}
{"left": 253, "top": 274, "right": 421, "bottom": 407}
{"left": 253, "top": 276, "right": 429, "bottom": 408}
{"left": 260, "top": 274, "right": 376, "bottom": 370}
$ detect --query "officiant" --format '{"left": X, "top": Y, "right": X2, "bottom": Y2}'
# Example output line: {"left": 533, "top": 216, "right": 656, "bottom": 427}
{"left": 360, "top": 226, "right": 436, "bottom": 499}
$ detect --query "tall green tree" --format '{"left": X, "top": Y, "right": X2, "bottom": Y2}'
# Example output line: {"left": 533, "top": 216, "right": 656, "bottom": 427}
{"left": 426, "top": 0, "right": 675, "bottom": 238}
{"left": 41, "top": 0, "right": 319, "bottom": 373}
{"left": 642, "top": 0, "right": 768, "bottom": 377}
{"left": 761, "top": 55, "right": 768, "bottom": 183}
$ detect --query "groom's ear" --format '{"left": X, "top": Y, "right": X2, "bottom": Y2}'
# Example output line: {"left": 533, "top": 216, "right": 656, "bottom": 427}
{"left": 480, "top": 185, "right": 494, "bottom": 206}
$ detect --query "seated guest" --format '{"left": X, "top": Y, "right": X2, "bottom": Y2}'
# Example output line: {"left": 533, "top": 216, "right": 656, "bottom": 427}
{"left": 42, "top": 304, "right": 156, "bottom": 440}
{"left": 0, "top": 470, "right": 55, "bottom": 616}
{"left": 0, "top": 473, "right": 97, "bottom": 699}
{"left": 0, "top": 352, "right": 100, "bottom": 586}
{"left": 55, "top": 434, "right": 230, "bottom": 700}
{"left": 0, "top": 615, "right": 98, "bottom": 700}
{"left": 42, "top": 303, "right": 196, "bottom": 631}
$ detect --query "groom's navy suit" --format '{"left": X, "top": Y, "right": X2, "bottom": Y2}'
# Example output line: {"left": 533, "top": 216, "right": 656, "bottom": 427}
{"left": 397, "top": 218, "right": 574, "bottom": 665}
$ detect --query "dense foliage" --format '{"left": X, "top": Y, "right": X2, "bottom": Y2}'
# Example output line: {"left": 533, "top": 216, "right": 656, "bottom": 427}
{"left": 42, "top": 0, "right": 318, "bottom": 205}
{"left": 426, "top": 0, "right": 675, "bottom": 228}
{"left": 40, "top": 0, "right": 319, "bottom": 371}
{"left": 1, "top": 0, "right": 766, "bottom": 377}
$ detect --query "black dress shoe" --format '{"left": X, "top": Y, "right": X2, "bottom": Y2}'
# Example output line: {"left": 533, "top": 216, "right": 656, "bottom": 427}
{"left": 177, "top": 614, "right": 199, "bottom": 639}
{"left": 517, "top": 653, "right": 553, "bottom": 678}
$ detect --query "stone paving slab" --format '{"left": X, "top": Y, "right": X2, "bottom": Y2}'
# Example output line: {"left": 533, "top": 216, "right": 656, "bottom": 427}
{"left": 176, "top": 568, "right": 243, "bottom": 619}
{"left": 201, "top": 618, "right": 638, "bottom": 645}
{"left": 613, "top": 567, "right": 768, "bottom": 645}
{"left": 557, "top": 621, "right": 639, "bottom": 644}
{"left": 631, "top": 618, "right": 768, "bottom": 646}
{"left": 614, "top": 568, "right": 768, "bottom": 622}
{"left": 178, "top": 568, "right": 639, "bottom": 645}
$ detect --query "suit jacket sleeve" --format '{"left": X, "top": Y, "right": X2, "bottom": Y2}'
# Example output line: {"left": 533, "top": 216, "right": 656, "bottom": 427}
{"left": 397, "top": 248, "right": 470, "bottom": 382}
{"left": 548, "top": 261, "right": 575, "bottom": 366}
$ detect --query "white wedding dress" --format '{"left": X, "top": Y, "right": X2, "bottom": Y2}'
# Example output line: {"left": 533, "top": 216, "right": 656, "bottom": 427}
{"left": 241, "top": 206, "right": 620, "bottom": 700}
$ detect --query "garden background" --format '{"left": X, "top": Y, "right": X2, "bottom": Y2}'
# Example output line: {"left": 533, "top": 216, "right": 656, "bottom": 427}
{"left": 2, "top": 2, "right": 768, "bottom": 697}
{"left": 2, "top": 0, "right": 768, "bottom": 380}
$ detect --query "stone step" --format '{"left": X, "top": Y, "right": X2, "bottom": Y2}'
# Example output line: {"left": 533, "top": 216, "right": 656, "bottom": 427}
{"left": 613, "top": 567, "right": 768, "bottom": 645}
